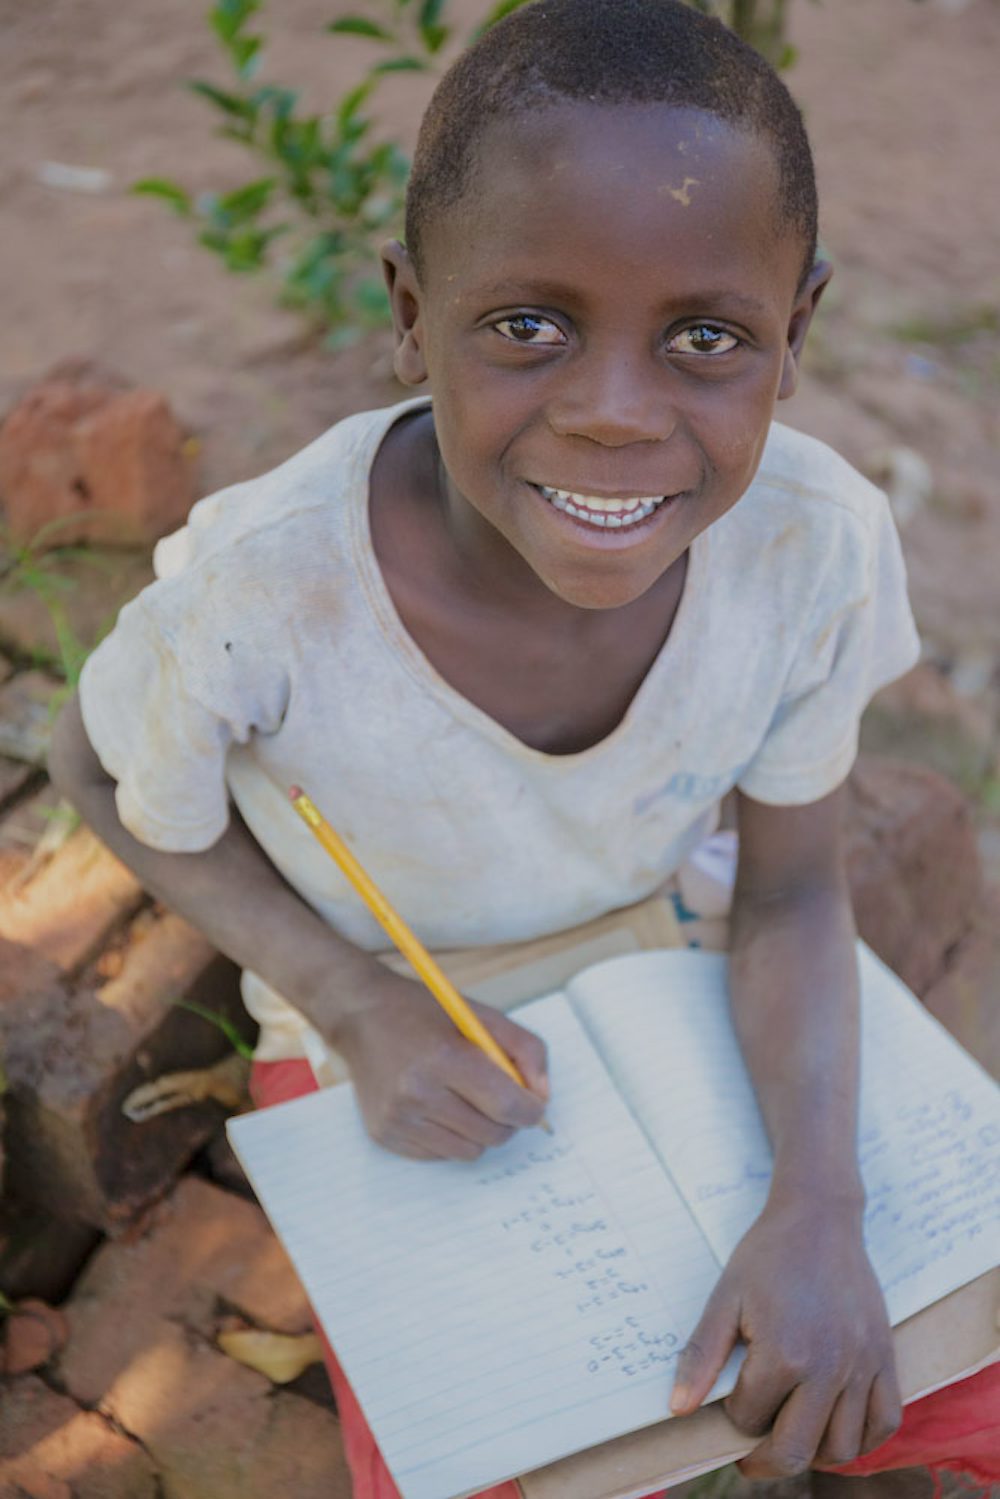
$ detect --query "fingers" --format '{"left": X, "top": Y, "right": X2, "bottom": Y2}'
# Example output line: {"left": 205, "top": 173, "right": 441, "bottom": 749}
{"left": 736, "top": 1363, "right": 902, "bottom": 1478}
{"left": 738, "top": 1381, "right": 837, "bottom": 1482}
{"left": 476, "top": 1008, "right": 551, "bottom": 1104}
{"left": 860, "top": 1369, "right": 903, "bottom": 1457}
{"left": 813, "top": 1379, "right": 871, "bottom": 1470}
{"left": 451, "top": 1024, "right": 550, "bottom": 1131}
{"left": 724, "top": 1341, "right": 809, "bottom": 1437}
{"left": 670, "top": 1279, "right": 741, "bottom": 1416}
{"left": 813, "top": 1365, "right": 901, "bottom": 1470}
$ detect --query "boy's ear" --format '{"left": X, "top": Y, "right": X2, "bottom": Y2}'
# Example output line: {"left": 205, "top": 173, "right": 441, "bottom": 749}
{"left": 778, "top": 258, "right": 833, "bottom": 401}
{"left": 381, "top": 239, "right": 429, "bottom": 387}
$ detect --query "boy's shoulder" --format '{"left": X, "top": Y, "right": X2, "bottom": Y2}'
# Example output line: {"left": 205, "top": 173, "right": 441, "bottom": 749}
{"left": 714, "top": 421, "right": 898, "bottom": 595}
{"left": 152, "top": 397, "right": 428, "bottom": 580}
{"left": 748, "top": 421, "right": 890, "bottom": 537}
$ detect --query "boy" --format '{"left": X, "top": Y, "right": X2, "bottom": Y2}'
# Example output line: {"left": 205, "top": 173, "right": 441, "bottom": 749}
{"left": 50, "top": 1, "right": 999, "bottom": 1495}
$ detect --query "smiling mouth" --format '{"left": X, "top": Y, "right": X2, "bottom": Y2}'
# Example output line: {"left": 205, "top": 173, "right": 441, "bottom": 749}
{"left": 533, "top": 484, "right": 671, "bottom": 530}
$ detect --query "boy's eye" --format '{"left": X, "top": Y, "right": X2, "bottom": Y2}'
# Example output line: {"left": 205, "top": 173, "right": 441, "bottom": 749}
{"left": 493, "top": 314, "right": 565, "bottom": 346}
{"left": 668, "top": 324, "right": 740, "bottom": 356}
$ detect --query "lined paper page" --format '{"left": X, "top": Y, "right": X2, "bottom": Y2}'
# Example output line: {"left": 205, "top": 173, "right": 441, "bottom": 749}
{"left": 568, "top": 944, "right": 1000, "bottom": 1325}
{"left": 228, "top": 991, "right": 730, "bottom": 1499}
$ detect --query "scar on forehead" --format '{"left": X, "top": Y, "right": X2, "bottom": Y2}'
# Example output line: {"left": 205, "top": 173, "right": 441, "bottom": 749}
{"left": 661, "top": 176, "right": 700, "bottom": 206}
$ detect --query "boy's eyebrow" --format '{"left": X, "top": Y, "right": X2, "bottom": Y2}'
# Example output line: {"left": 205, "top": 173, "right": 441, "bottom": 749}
{"left": 467, "top": 279, "right": 770, "bottom": 316}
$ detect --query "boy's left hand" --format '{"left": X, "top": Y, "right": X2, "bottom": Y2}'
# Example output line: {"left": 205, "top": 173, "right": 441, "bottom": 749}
{"left": 669, "top": 1197, "right": 902, "bottom": 1478}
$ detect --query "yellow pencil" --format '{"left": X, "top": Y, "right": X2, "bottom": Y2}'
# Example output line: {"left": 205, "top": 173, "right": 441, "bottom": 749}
{"left": 289, "top": 786, "right": 551, "bottom": 1133}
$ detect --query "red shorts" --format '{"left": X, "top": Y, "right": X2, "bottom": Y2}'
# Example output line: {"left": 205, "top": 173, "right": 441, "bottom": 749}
{"left": 250, "top": 1058, "right": 1000, "bottom": 1499}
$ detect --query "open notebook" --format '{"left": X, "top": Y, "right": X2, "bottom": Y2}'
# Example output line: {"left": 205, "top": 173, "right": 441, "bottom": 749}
{"left": 227, "top": 944, "right": 1000, "bottom": 1499}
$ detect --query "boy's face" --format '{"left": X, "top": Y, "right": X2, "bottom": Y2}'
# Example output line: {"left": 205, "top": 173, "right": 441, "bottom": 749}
{"left": 385, "top": 103, "right": 829, "bottom": 610}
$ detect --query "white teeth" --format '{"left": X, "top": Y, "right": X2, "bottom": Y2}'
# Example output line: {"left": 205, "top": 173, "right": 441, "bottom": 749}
{"left": 538, "top": 484, "right": 667, "bottom": 530}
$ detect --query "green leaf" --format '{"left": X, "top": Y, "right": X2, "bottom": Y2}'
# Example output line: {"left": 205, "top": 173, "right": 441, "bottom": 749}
{"left": 210, "top": 0, "right": 261, "bottom": 44}
{"left": 419, "top": 21, "right": 449, "bottom": 52}
{"left": 218, "top": 176, "right": 277, "bottom": 221}
{"left": 172, "top": 998, "right": 255, "bottom": 1059}
{"left": 336, "top": 78, "right": 374, "bottom": 132}
{"left": 132, "top": 178, "right": 193, "bottom": 215}
{"left": 371, "top": 54, "right": 427, "bottom": 73}
{"left": 251, "top": 84, "right": 299, "bottom": 120}
{"left": 223, "top": 225, "right": 287, "bottom": 271}
{"left": 418, "top": 0, "right": 448, "bottom": 47}
{"left": 188, "top": 79, "right": 257, "bottom": 122}
{"left": 231, "top": 34, "right": 263, "bottom": 77}
{"left": 327, "top": 16, "right": 394, "bottom": 38}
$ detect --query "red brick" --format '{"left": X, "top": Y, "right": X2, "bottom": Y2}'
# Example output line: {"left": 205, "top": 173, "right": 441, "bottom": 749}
{"left": 0, "top": 1373, "right": 158, "bottom": 1497}
{"left": 0, "top": 823, "right": 144, "bottom": 974}
{"left": 58, "top": 1175, "right": 312, "bottom": 1404}
{"left": 0, "top": 365, "right": 195, "bottom": 548}
{"left": 1, "top": 911, "right": 246, "bottom": 1230}
{"left": 52, "top": 1174, "right": 348, "bottom": 1499}
{"left": 845, "top": 755, "right": 982, "bottom": 995}
{"left": 103, "top": 1318, "right": 349, "bottom": 1499}
{"left": 74, "top": 387, "right": 197, "bottom": 545}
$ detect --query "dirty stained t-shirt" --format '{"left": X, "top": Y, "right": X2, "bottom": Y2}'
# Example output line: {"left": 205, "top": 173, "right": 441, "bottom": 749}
{"left": 79, "top": 396, "right": 919, "bottom": 1064}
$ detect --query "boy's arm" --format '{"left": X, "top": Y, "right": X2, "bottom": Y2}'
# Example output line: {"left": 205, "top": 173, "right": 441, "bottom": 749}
{"left": 49, "top": 694, "right": 547, "bottom": 1157}
{"left": 669, "top": 784, "right": 902, "bottom": 1477}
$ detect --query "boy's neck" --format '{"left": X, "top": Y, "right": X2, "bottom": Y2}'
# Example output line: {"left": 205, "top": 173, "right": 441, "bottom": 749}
{"left": 367, "top": 406, "right": 690, "bottom": 757}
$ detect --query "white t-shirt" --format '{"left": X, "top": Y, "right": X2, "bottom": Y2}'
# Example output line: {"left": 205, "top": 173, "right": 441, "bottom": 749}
{"left": 79, "top": 397, "right": 919, "bottom": 1063}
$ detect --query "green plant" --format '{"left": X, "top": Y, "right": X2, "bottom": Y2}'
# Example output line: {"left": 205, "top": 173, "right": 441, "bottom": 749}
{"left": 0, "top": 517, "right": 117, "bottom": 704}
{"left": 173, "top": 997, "right": 256, "bottom": 1060}
{"left": 135, "top": 0, "right": 532, "bottom": 347}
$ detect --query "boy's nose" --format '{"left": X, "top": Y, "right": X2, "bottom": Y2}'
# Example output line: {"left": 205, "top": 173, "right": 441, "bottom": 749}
{"left": 546, "top": 351, "right": 676, "bottom": 449}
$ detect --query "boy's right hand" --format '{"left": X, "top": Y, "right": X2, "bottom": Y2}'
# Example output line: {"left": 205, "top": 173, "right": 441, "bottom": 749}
{"left": 332, "top": 970, "right": 550, "bottom": 1160}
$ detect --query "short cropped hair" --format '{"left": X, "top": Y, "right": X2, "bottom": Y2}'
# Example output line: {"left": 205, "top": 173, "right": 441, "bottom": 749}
{"left": 405, "top": 0, "right": 818, "bottom": 284}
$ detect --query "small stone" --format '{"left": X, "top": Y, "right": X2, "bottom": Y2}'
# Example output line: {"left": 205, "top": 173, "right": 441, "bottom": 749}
{"left": 35, "top": 161, "right": 113, "bottom": 194}
{"left": 0, "top": 670, "right": 64, "bottom": 765}
{"left": 867, "top": 445, "right": 934, "bottom": 527}
{"left": 3, "top": 1297, "right": 69, "bottom": 1374}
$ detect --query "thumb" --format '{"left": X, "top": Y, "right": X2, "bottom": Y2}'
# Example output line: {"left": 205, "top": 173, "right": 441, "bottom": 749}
{"left": 670, "top": 1279, "right": 741, "bottom": 1417}
{"left": 478, "top": 1007, "right": 550, "bottom": 1102}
